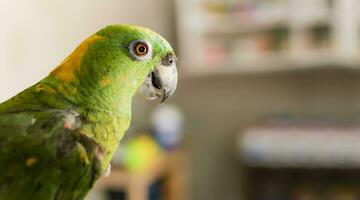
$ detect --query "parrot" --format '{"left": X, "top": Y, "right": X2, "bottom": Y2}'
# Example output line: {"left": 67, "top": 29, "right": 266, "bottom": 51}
{"left": 0, "top": 24, "right": 177, "bottom": 200}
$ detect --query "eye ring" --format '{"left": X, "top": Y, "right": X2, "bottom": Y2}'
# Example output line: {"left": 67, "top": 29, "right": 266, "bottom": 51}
{"left": 129, "top": 40, "right": 153, "bottom": 61}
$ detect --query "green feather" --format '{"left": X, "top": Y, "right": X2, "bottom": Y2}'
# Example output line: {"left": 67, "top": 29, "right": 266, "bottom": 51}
{"left": 0, "top": 110, "right": 103, "bottom": 200}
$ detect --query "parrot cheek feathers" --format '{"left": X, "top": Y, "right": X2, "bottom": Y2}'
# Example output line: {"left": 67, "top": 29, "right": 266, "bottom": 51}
{"left": 136, "top": 74, "right": 162, "bottom": 100}
{"left": 136, "top": 56, "right": 177, "bottom": 103}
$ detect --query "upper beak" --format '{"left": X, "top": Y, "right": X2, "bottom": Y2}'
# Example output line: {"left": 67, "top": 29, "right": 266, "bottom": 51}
{"left": 137, "top": 55, "right": 177, "bottom": 103}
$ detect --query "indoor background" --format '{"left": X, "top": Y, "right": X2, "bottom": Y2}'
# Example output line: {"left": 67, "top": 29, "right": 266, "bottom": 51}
{"left": 2, "top": 0, "right": 360, "bottom": 200}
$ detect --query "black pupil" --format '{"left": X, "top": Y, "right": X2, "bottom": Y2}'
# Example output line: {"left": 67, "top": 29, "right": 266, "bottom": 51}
{"left": 138, "top": 45, "right": 146, "bottom": 54}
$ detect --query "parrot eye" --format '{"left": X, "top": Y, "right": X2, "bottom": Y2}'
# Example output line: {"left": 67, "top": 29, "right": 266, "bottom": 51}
{"left": 135, "top": 43, "right": 147, "bottom": 55}
{"left": 129, "top": 40, "right": 152, "bottom": 61}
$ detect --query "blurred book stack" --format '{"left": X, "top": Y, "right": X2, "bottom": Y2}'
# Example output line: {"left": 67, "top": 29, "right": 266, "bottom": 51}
{"left": 176, "top": 0, "right": 360, "bottom": 76}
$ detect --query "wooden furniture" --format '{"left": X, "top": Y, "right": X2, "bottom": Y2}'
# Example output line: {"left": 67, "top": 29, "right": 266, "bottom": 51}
{"left": 94, "top": 150, "right": 188, "bottom": 200}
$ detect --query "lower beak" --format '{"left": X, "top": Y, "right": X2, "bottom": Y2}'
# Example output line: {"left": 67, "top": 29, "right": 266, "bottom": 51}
{"left": 137, "top": 62, "right": 177, "bottom": 103}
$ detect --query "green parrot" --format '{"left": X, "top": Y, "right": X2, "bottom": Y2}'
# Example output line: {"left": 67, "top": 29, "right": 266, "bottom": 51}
{"left": 0, "top": 24, "right": 177, "bottom": 200}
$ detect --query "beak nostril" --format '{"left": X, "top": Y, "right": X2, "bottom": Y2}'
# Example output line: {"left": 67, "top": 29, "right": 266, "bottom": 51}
{"left": 162, "top": 54, "right": 176, "bottom": 66}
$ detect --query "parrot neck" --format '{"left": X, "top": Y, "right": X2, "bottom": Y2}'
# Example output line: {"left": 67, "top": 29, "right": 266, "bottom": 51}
{"left": 39, "top": 76, "right": 135, "bottom": 116}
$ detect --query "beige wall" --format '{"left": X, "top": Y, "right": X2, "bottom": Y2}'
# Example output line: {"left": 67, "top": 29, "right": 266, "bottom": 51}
{"left": 0, "top": 0, "right": 175, "bottom": 102}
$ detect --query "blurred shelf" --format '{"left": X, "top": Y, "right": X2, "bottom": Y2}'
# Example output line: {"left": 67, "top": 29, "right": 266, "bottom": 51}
{"left": 176, "top": 0, "right": 359, "bottom": 76}
{"left": 181, "top": 53, "right": 360, "bottom": 78}
{"left": 205, "top": 21, "right": 289, "bottom": 37}
{"left": 238, "top": 118, "right": 360, "bottom": 168}
{"left": 291, "top": 17, "right": 331, "bottom": 30}
{"left": 204, "top": 14, "right": 330, "bottom": 37}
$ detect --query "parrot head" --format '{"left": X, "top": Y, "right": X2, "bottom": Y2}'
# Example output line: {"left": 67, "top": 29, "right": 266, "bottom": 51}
{"left": 50, "top": 25, "right": 177, "bottom": 110}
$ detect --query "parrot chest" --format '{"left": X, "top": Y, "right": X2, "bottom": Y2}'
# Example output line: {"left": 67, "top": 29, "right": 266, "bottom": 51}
{"left": 79, "top": 111, "right": 131, "bottom": 169}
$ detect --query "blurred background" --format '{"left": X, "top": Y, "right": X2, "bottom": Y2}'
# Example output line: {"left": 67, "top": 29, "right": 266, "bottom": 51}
{"left": 2, "top": 0, "right": 360, "bottom": 200}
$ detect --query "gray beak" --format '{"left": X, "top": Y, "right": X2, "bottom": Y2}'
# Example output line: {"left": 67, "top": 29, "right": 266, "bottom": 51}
{"left": 137, "top": 54, "right": 177, "bottom": 103}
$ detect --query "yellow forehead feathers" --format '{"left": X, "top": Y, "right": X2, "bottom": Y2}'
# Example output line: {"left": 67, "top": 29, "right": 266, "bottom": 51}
{"left": 51, "top": 35, "right": 103, "bottom": 82}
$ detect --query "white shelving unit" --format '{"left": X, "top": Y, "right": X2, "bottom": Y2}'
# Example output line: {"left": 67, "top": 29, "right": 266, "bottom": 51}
{"left": 239, "top": 125, "right": 360, "bottom": 168}
{"left": 176, "top": 0, "right": 360, "bottom": 76}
